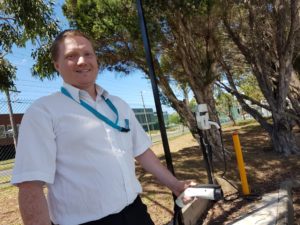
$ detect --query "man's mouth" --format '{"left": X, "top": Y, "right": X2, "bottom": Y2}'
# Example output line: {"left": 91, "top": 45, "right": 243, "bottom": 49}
{"left": 76, "top": 69, "right": 91, "bottom": 73}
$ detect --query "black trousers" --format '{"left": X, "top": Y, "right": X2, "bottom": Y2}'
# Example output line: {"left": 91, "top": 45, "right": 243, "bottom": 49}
{"left": 53, "top": 196, "right": 154, "bottom": 225}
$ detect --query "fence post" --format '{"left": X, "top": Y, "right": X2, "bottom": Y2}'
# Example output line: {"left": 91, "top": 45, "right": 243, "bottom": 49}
{"left": 5, "top": 89, "right": 18, "bottom": 148}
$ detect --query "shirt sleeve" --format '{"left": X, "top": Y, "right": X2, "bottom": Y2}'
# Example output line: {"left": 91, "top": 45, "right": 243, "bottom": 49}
{"left": 11, "top": 103, "right": 57, "bottom": 185}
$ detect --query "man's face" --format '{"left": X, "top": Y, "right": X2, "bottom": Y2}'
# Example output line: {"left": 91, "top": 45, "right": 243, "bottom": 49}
{"left": 54, "top": 36, "right": 99, "bottom": 90}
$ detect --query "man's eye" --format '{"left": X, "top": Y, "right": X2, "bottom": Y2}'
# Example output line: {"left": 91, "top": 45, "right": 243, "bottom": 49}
{"left": 85, "top": 52, "right": 92, "bottom": 57}
{"left": 66, "top": 55, "right": 76, "bottom": 59}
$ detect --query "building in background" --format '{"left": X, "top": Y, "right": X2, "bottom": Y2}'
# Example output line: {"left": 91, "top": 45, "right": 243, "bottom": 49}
{"left": 132, "top": 108, "right": 156, "bottom": 131}
{"left": 132, "top": 108, "right": 169, "bottom": 131}
{"left": 0, "top": 114, "right": 23, "bottom": 160}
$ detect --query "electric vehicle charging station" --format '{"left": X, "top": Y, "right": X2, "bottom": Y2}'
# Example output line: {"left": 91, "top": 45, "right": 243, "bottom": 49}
{"left": 175, "top": 104, "right": 224, "bottom": 209}
{"left": 195, "top": 103, "right": 221, "bottom": 184}
{"left": 196, "top": 104, "right": 220, "bottom": 131}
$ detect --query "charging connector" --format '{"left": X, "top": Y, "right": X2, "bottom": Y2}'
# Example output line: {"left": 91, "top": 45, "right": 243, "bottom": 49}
{"left": 176, "top": 184, "right": 223, "bottom": 208}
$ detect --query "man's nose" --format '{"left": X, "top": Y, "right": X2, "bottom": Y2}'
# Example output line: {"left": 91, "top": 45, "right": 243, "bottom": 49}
{"left": 77, "top": 55, "right": 87, "bottom": 65}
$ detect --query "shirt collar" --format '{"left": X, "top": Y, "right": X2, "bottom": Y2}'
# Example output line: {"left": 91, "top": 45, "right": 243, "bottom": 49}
{"left": 62, "top": 82, "right": 109, "bottom": 103}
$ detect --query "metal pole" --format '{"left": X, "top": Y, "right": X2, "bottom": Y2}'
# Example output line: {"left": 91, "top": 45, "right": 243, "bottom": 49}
{"left": 197, "top": 128, "right": 214, "bottom": 184}
{"left": 136, "top": 0, "right": 175, "bottom": 175}
{"left": 5, "top": 89, "right": 18, "bottom": 148}
{"left": 140, "top": 91, "right": 152, "bottom": 141}
{"left": 136, "top": 1, "right": 184, "bottom": 225}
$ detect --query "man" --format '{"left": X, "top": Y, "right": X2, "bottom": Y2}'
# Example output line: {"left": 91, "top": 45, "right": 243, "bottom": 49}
{"left": 12, "top": 30, "right": 192, "bottom": 225}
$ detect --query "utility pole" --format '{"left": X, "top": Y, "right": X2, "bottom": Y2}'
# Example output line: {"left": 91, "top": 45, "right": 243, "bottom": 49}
{"left": 140, "top": 91, "right": 152, "bottom": 140}
{"left": 5, "top": 89, "right": 18, "bottom": 148}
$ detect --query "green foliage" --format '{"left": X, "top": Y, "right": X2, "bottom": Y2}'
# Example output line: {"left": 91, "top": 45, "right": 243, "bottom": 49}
{"left": 0, "top": 58, "right": 16, "bottom": 91}
{"left": 63, "top": 0, "right": 145, "bottom": 74}
{"left": 189, "top": 98, "right": 197, "bottom": 112}
{"left": 159, "top": 91, "right": 171, "bottom": 107}
{"left": 0, "top": 0, "right": 60, "bottom": 87}
{"left": 0, "top": 0, "right": 59, "bottom": 52}
{"left": 238, "top": 74, "right": 264, "bottom": 101}
{"left": 168, "top": 112, "right": 181, "bottom": 125}
{"left": 31, "top": 43, "right": 58, "bottom": 80}
{"left": 215, "top": 88, "right": 238, "bottom": 119}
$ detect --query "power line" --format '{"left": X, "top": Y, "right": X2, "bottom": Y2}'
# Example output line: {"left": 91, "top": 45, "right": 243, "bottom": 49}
{"left": 16, "top": 84, "right": 60, "bottom": 90}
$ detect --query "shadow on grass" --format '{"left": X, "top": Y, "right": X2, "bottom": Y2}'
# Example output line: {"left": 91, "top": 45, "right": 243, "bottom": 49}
{"left": 140, "top": 190, "right": 174, "bottom": 215}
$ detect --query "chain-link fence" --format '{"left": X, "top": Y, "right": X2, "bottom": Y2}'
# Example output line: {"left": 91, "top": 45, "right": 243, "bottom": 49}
{"left": 0, "top": 98, "right": 33, "bottom": 186}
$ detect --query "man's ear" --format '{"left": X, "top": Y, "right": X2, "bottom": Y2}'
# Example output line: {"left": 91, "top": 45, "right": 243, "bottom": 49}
{"left": 54, "top": 61, "right": 60, "bottom": 72}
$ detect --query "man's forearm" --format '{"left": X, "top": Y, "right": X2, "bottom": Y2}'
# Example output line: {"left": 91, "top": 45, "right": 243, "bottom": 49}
{"left": 18, "top": 181, "right": 51, "bottom": 225}
{"left": 135, "top": 149, "right": 186, "bottom": 196}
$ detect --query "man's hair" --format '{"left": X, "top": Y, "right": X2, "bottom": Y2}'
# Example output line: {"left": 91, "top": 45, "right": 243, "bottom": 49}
{"left": 50, "top": 29, "right": 96, "bottom": 61}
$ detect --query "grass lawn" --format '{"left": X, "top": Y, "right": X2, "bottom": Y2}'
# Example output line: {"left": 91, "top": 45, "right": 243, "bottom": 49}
{"left": 0, "top": 159, "right": 14, "bottom": 171}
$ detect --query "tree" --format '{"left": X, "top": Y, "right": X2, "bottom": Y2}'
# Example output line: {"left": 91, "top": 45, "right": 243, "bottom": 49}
{"left": 289, "top": 26, "right": 300, "bottom": 122}
{"left": 219, "top": 0, "right": 300, "bottom": 154}
{"left": 62, "top": 0, "right": 226, "bottom": 157}
{"left": 215, "top": 90, "right": 238, "bottom": 125}
{"left": 168, "top": 112, "right": 181, "bottom": 125}
{"left": 0, "top": 0, "right": 59, "bottom": 87}
{"left": 0, "top": 58, "right": 16, "bottom": 91}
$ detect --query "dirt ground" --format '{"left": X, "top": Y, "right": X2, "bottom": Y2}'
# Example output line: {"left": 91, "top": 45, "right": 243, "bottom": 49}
{"left": 0, "top": 122, "right": 299, "bottom": 225}
{"left": 138, "top": 122, "right": 300, "bottom": 225}
{"left": 201, "top": 124, "right": 300, "bottom": 225}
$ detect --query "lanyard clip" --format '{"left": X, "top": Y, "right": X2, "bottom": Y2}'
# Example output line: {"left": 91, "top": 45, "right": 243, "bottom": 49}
{"left": 120, "top": 119, "right": 130, "bottom": 132}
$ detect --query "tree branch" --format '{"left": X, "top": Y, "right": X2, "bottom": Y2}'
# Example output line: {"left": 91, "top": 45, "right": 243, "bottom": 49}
{"left": 217, "top": 51, "right": 273, "bottom": 133}
{"left": 222, "top": 4, "right": 276, "bottom": 107}
{"left": 284, "top": 0, "right": 297, "bottom": 54}
{"left": 0, "top": 17, "right": 15, "bottom": 21}
{"left": 222, "top": 12, "right": 253, "bottom": 63}
{"left": 216, "top": 81, "right": 270, "bottom": 110}
{"left": 216, "top": 79, "right": 273, "bottom": 133}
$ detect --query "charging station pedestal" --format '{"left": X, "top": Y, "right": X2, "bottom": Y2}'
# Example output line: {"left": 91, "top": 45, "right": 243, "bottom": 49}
{"left": 171, "top": 104, "right": 223, "bottom": 225}
{"left": 180, "top": 199, "right": 209, "bottom": 225}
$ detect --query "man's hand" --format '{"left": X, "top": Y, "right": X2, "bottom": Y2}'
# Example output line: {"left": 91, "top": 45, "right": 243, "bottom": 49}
{"left": 173, "top": 180, "right": 197, "bottom": 205}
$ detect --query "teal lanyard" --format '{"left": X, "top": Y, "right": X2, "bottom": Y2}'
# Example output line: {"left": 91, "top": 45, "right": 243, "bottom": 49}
{"left": 61, "top": 87, "right": 130, "bottom": 132}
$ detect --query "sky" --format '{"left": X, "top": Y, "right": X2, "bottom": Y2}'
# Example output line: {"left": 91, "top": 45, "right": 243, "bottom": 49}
{"left": 1, "top": 0, "right": 174, "bottom": 114}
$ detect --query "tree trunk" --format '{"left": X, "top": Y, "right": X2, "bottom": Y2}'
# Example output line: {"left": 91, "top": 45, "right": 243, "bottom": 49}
{"left": 271, "top": 112, "right": 300, "bottom": 155}
{"left": 288, "top": 70, "right": 300, "bottom": 126}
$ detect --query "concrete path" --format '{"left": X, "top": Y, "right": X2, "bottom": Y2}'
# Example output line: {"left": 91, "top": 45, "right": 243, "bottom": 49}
{"left": 228, "top": 178, "right": 299, "bottom": 225}
{"left": 167, "top": 177, "right": 299, "bottom": 225}
{"left": 228, "top": 192, "right": 284, "bottom": 225}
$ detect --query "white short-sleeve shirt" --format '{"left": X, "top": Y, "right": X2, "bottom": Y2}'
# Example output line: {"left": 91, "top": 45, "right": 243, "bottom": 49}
{"left": 12, "top": 83, "right": 152, "bottom": 225}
